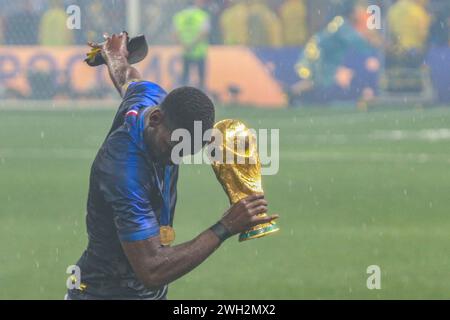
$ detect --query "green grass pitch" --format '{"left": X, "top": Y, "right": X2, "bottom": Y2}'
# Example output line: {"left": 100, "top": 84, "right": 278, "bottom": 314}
{"left": 0, "top": 105, "right": 449, "bottom": 299}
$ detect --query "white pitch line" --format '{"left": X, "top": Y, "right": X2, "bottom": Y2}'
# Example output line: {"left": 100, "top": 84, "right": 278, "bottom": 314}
{"left": 369, "top": 129, "right": 450, "bottom": 142}
{"left": 280, "top": 151, "right": 450, "bottom": 164}
{"left": 282, "top": 128, "right": 450, "bottom": 144}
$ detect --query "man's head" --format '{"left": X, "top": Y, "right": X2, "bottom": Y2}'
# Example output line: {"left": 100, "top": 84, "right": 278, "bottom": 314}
{"left": 145, "top": 86, "right": 215, "bottom": 164}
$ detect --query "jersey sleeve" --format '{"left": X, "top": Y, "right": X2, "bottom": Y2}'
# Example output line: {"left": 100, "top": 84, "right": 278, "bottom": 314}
{"left": 122, "top": 81, "right": 166, "bottom": 110}
{"left": 97, "top": 132, "right": 160, "bottom": 242}
{"left": 109, "top": 81, "right": 166, "bottom": 135}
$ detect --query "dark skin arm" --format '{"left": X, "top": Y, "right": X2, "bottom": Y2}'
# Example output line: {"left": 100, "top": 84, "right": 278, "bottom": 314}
{"left": 122, "top": 194, "right": 279, "bottom": 289}
{"left": 88, "top": 32, "right": 141, "bottom": 97}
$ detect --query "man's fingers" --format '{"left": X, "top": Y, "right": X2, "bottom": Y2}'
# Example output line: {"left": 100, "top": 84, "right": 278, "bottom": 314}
{"left": 103, "top": 32, "right": 110, "bottom": 40}
{"left": 87, "top": 41, "right": 101, "bottom": 49}
{"left": 251, "top": 214, "right": 279, "bottom": 225}
{"left": 241, "top": 194, "right": 264, "bottom": 205}
{"left": 250, "top": 205, "right": 268, "bottom": 216}
{"left": 247, "top": 198, "right": 268, "bottom": 209}
{"left": 120, "top": 31, "right": 129, "bottom": 45}
{"left": 266, "top": 214, "right": 280, "bottom": 222}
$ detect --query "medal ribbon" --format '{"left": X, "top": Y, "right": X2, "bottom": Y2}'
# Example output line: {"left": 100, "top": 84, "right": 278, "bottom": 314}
{"left": 160, "top": 165, "right": 172, "bottom": 227}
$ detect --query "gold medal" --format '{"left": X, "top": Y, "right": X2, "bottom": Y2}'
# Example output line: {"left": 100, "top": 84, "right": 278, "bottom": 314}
{"left": 160, "top": 226, "right": 175, "bottom": 246}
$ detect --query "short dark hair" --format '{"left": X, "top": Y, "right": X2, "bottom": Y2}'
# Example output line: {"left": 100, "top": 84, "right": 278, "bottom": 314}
{"left": 160, "top": 86, "right": 215, "bottom": 142}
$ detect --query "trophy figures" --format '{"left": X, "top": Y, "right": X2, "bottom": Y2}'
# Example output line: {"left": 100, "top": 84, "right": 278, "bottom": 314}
{"left": 211, "top": 119, "right": 280, "bottom": 242}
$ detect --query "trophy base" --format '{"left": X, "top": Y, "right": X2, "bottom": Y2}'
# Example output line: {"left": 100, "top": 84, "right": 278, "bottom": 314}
{"left": 238, "top": 218, "right": 280, "bottom": 242}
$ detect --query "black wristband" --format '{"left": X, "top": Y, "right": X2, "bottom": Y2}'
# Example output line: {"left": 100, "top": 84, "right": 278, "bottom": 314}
{"left": 210, "top": 221, "right": 232, "bottom": 242}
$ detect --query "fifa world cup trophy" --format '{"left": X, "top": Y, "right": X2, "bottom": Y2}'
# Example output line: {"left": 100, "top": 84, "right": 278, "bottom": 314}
{"left": 211, "top": 119, "right": 280, "bottom": 241}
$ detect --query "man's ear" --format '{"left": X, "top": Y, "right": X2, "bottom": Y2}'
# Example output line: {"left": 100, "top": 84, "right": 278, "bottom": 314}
{"left": 148, "top": 108, "right": 164, "bottom": 128}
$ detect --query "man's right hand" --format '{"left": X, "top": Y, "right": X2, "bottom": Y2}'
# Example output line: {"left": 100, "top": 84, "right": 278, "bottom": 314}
{"left": 219, "top": 194, "right": 279, "bottom": 236}
{"left": 121, "top": 195, "right": 277, "bottom": 290}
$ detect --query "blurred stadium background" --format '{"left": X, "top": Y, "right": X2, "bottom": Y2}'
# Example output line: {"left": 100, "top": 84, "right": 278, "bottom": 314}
{"left": 0, "top": 0, "right": 450, "bottom": 299}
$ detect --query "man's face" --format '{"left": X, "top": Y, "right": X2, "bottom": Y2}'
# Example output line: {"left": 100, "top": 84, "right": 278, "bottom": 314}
{"left": 148, "top": 123, "right": 177, "bottom": 165}
{"left": 145, "top": 108, "right": 208, "bottom": 165}
{"left": 145, "top": 109, "right": 178, "bottom": 165}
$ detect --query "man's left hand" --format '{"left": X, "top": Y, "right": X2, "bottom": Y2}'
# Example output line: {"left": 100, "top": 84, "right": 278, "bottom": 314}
{"left": 88, "top": 32, "right": 129, "bottom": 63}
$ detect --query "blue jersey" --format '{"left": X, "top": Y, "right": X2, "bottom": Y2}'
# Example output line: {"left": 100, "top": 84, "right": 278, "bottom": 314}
{"left": 69, "top": 81, "right": 178, "bottom": 300}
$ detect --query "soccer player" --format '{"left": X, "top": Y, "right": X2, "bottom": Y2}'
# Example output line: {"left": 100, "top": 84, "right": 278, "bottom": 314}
{"left": 66, "top": 32, "right": 278, "bottom": 300}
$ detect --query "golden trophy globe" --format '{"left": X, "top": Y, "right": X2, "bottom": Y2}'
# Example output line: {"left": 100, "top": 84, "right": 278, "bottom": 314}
{"left": 211, "top": 119, "right": 280, "bottom": 242}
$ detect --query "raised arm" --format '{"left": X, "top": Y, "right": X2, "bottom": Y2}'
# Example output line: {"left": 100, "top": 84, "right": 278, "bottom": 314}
{"left": 121, "top": 194, "right": 279, "bottom": 289}
{"left": 89, "top": 32, "right": 142, "bottom": 97}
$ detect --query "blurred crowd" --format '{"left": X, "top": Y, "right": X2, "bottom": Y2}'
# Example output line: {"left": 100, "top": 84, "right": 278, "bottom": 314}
{"left": 0, "top": 0, "right": 449, "bottom": 103}
{"left": 0, "top": 0, "right": 448, "bottom": 48}
{"left": 0, "top": 0, "right": 126, "bottom": 46}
